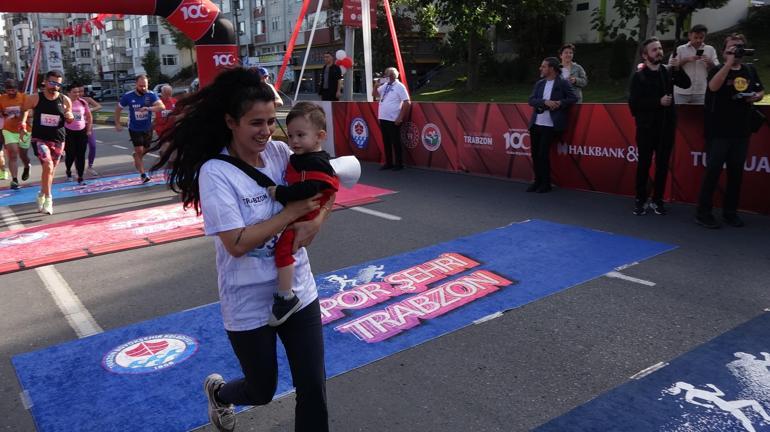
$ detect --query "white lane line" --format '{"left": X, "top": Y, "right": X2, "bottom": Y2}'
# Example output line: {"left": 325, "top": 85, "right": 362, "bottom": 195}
{"left": 474, "top": 311, "right": 503, "bottom": 324}
{"left": 630, "top": 362, "right": 668, "bottom": 380}
{"left": 0, "top": 207, "right": 102, "bottom": 338}
{"left": 146, "top": 153, "right": 160, "bottom": 158}
{"left": 113, "top": 144, "right": 129, "bottom": 150}
{"left": 95, "top": 140, "right": 103, "bottom": 143}
{"left": 349, "top": 206, "right": 402, "bottom": 221}
{"left": 605, "top": 271, "right": 656, "bottom": 286}
{"left": 615, "top": 262, "right": 639, "bottom": 271}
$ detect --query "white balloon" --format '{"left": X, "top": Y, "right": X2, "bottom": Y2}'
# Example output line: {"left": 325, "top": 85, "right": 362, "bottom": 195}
{"left": 335, "top": 50, "right": 346, "bottom": 61}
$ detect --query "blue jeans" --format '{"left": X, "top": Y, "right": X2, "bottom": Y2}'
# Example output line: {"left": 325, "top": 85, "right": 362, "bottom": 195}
{"left": 218, "top": 299, "right": 328, "bottom": 432}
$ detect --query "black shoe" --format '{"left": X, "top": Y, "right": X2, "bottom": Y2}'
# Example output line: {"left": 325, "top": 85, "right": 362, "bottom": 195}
{"left": 141, "top": 173, "right": 151, "bottom": 183}
{"left": 695, "top": 213, "right": 721, "bottom": 229}
{"left": 722, "top": 214, "right": 744, "bottom": 228}
{"left": 535, "top": 184, "right": 552, "bottom": 193}
{"left": 526, "top": 183, "right": 539, "bottom": 192}
{"left": 392, "top": 165, "right": 404, "bottom": 171}
{"left": 77, "top": 177, "right": 86, "bottom": 186}
{"left": 633, "top": 199, "right": 647, "bottom": 216}
{"left": 648, "top": 200, "right": 667, "bottom": 215}
{"left": 21, "top": 164, "right": 30, "bottom": 181}
{"left": 268, "top": 294, "right": 303, "bottom": 327}
{"left": 379, "top": 164, "right": 393, "bottom": 171}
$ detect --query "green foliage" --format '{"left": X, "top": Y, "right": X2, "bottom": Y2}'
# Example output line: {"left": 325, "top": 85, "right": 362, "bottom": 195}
{"left": 173, "top": 65, "right": 195, "bottom": 81}
{"left": 141, "top": 50, "right": 161, "bottom": 84}
{"left": 64, "top": 64, "right": 93, "bottom": 86}
{"left": 160, "top": 18, "right": 194, "bottom": 52}
{"left": 743, "top": 6, "right": 770, "bottom": 40}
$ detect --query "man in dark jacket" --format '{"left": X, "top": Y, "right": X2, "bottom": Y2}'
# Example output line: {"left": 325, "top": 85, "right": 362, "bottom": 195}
{"left": 527, "top": 57, "right": 578, "bottom": 193}
{"left": 318, "top": 52, "right": 342, "bottom": 101}
{"left": 629, "top": 37, "right": 691, "bottom": 216}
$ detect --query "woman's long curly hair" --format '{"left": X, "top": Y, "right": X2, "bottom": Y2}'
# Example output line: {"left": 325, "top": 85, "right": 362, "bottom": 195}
{"left": 151, "top": 68, "right": 277, "bottom": 214}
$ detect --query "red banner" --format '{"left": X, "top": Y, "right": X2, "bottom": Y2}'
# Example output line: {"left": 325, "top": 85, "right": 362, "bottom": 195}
{"left": 194, "top": 44, "right": 239, "bottom": 87}
{"left": 334, "top": 103, "right": 770, "bottom": 214}
{"left": 342, "top": 0, "right": 377, "bottom": 28}
{"left": 166, "top": 0, "right": 220, "bottom": 42}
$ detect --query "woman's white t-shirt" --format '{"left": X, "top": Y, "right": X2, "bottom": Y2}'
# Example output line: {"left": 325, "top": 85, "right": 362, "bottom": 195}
{"left": 199, "top": 141, "right": 317, "bottom": 331}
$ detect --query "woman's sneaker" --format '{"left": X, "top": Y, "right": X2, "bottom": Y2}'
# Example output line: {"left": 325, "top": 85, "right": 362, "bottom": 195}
{"left": 648, "top": 200, "right": 667, "bottom": 215}
{"left": 86, "top": 166, "right": 99, "bottom": 177}
{"left": 203, "top": 374, "right": 235, "bottom": 432}
{"left": 42, "top": 196, "right": 53, "bottom": 215}
{"left": 269, "top": 294, "right": 302, "bottom": 326}
{"left": 36, "top": 193, "right": 45, "bottom": 212}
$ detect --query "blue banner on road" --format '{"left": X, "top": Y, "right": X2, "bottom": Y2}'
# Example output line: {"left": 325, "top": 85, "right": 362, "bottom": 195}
{"left": 537, "top": 312, "right": 770, "bottom": 432}
{"left": 13, "top": 220, "right": 674, "bottom": 432}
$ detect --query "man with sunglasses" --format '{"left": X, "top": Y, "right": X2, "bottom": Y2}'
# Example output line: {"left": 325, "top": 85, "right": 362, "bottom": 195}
{"left": 20, "top": 70, "right": 75, "bottom": 215}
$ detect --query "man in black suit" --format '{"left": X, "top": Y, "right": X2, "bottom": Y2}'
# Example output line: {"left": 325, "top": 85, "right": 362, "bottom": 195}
{"left": 527, "top": 57, "right": 578, "bottom": 193}
{"left": 318, "top": 52, "right": 342, "bottom": 101}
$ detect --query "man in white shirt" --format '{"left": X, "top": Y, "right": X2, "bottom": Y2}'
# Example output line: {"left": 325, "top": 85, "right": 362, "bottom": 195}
{"left": 675, "top": 24, "right": 719, "bottom": 105}
{"left": 373, "top": 67, "right": 411, "bottom": 170}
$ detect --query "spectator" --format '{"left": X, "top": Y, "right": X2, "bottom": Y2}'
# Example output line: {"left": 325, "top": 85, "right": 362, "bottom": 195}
{"left": 373, "top": 67, "right": 411, "bottom": 171}
{"left": 527, "top": 57, "right": 578, "bottom": 193}
{"left": 628, "top": 37, "right": 691, "bottom": 216}
{"left": 318, "top": 52, "right": 342, "bottom": 101}
{"left": 675, "top": 24, "right": 719, "bottom": 105}
{"left": 695, "top": 33, "right": 764, "bottom": 228}
{"left": 559, "top": 44, "right": 588, "bottom": 103}
{"left": 151, "top": 68, "right": 331, "bottom": 432}
{"left": 255, "top": 67, "right": 284, "bottom": 107}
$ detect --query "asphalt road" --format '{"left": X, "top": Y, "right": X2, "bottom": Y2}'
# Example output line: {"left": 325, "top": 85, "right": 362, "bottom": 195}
{"left": 1, "top": 125, "right": 769, "bottom": 431}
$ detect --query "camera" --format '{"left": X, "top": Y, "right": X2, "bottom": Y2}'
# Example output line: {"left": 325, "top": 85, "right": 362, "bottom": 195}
{"left": 733, "top": 44, "right": 755, "bottom": 58}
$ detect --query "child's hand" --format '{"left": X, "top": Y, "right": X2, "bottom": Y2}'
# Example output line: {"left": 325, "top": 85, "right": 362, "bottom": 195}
{"left": 267, "top": 186, "right": 276, "bottom": 199}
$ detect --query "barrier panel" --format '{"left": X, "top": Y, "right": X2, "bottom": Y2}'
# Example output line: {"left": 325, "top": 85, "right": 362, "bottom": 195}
{"left": 334, "top": 102, "right": 770, "bottom": 214}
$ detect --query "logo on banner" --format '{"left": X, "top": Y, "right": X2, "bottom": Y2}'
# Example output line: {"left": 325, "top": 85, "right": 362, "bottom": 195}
{"left": 557, "top": 142, "right": 638, "bottom": 163}
{"left": 504, "top": 129, "right": 531, "bottom": 155}
{"left": 213, "top": 53, "right": 237, "bottom": 68}
{"left": 464, "top": 133, "right": 494, "bottom": 149}
{"left": 181, "top": 3, "right": 211, "bottom": 20}
{"left": 103, "top": 334, "right": 198, "bottom": 374}
{"left": 350, "top": 117, "right": 369, "bottom": 149}
{"left": 421, "top": 123, "right": 442, "bottom": 152}
{"left": 690, "top": 151, "right": 770, "bottom": 173}
{"left": 167, "top": 0, "right": 219, "bottom": 41}
{"left": 401, "top": 122, "right": 419, "bottom": 149}
{"left": 0, "top": 232, "right": 49, "bottom": 247}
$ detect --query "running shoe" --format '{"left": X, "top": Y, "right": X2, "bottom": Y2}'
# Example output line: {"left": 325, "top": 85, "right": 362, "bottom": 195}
{"left": 269, "top": 294, "right": 302, "bottom": 327}
{"left": 36, "top": 193, "right": 45, "bottom": 212}
{"left": 77, "top": 177, "right": 86, "bottom": 186}
{"left": 141, "top": 173, "right": 151, "bottom": 184}
{"left": 203, "top": 374, "right": 235, "bottom": 432}
{"left": 0, "top": 170, "right": 6, "bottom": 180}
{"left": 648, "top": 200, "right": 667, "bottom": 215}
{"left": 42, "top": 196, "right": 53, "bottom": 215}
{"left": 633, "top": 199, "right": 647, "bottom": 216}
{"left": 10, "top": 179, "right": 19, "bottom": 190}
{"left": 86, "top": 166, "right": 99, "bottom": 177}
{"left": 695, "top": 213, "right": 720, "bottom": 229}
{"left": 21, "top": 163, "right": 31, "bottom": 181}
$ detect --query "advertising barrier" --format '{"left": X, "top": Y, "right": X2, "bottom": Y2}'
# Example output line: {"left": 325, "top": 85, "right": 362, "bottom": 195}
{"left": 334, "top": 103, "right": 770, "bottom": 214}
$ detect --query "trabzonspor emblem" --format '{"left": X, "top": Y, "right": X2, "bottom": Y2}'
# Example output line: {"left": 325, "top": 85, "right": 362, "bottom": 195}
{"left": 103, "top": 334, "right": 198, "bottom": 374}
{"left": 350, "top": 117, "right": 369, "bottom": 149}
{"left": 421, "top": 123, "right": 442, "bottom": 152}
{"left": 400, "top": 121, "right": 419, "bottom": 149}
{"left": 0, "top": 232, "right": 49, "bottom": 247}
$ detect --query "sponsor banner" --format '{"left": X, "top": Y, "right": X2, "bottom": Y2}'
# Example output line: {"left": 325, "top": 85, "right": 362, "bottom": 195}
{"left": 166, "top": 0, "right": 220, "bottom": 41}
{"left": 333, "top": 104, "right": 770, "bottom": 214}
{"left": 13, "top": 219, "right": 674, "bottom": 432}
{"left": 537, "top": 312, "right": 770, "bottom": 432}
{"left": 195, "top": 44, "right": 239, "bottom": 88}
{"left": 342, "top": 0, "right": 377, "bottom": 28}
{"left": 42, "top": 41, "right": 64, "bottom": 74}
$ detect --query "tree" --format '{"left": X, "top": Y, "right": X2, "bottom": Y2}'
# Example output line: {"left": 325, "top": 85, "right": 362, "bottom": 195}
{"left": 160, "top": 18, "right": 196, "bottom": 77}
{"left": 64, "top": 64, "right": 94, "bottom": 85}
{"left": 142, "top": 50, "right": 161, "bottom": 84}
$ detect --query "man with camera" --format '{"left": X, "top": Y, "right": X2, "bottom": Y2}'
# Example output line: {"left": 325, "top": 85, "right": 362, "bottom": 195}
{"left": 675, "top": 24, "right": 719, "bottom": 105}
{"left": 628, "top": 37, "right": 691, "bottom": 216}
{"left": 695, "top": 33, "right": 764, "bottom": 229}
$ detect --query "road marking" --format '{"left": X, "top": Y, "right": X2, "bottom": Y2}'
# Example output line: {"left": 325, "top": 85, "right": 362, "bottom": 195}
{"left": 605, "top": 271, "right": 656, "bottom": 286}
{"left": 113, "top": 145, "right": 129, "bottom": 150}
{"left": 349, "top": 206, "right": 402, "bottom": 221}
{"left": 474, "top": 311, "right": 503, "bottom": 324}
{"left": 0, "top": 207, "right": 103, "bottom": 338}
{"left": 630, "top": 362, "right": 668, "bottom": 380}
{"left": 95, "top": 140, "right": 103, "bottom": 143}
{"left": 146, "top": 153, "right": 160, "bottom": 158}
{"left": 615, "top": 262, "right": 639, "bottom": 271}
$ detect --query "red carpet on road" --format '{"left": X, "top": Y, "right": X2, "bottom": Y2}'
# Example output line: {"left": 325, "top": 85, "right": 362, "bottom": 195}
{"left": 0, "top": 184, "right": 395, "bottom": 274}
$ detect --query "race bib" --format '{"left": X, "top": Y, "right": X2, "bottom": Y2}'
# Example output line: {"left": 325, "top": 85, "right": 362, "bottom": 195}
{"left": 134, "top": 110, "right": 149, "bottom": 121}
{"left": 161, "top": 110, "right": 173, "bottom": 119}
{"left": 40, "top": 113, "right": 60, "bottom": 127}
{"left": 5, "top": 106, "right": 20, "bottom": 118}
{"left": 73, "top": 112, "right": 83, "bottom": 122}
{"left": 246, "top": 234, "right": 279, "bottom": 259}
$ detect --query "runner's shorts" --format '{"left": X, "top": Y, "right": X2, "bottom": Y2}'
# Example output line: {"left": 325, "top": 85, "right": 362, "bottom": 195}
{"left": 3, "top": 130, "right": 31, "bottom": 149}
{"left": 129, "top": 129, "right": 153, "bottom": 148}
{"left": 32, "top": 138, "right": 64, "bottom": 164}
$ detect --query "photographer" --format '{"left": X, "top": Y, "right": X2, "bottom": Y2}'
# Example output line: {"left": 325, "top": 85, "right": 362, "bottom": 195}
{"left": 675, "top": 24, "right": 719, "bottom": 105}
{"left": 695, "top": 33, "right": 764, "bottom": 229}
{"left": 628, "top": 37, "right": 691, "bottom": 216}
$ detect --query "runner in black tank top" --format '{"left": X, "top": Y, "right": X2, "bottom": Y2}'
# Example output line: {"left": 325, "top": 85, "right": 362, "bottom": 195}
{"left": 31, "top": 91, "right": 67, "bottom": 143}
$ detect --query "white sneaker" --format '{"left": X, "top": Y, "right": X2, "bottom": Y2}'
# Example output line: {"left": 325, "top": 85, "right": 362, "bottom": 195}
{"left": 203, "top": 374, "right": 235, "bottom": 432}
{"left": 86, "top": 167, "right": 100, "bottom": 177}
{"left": 36, "top": 193, "right": 45, "bottom": 212}
{"left": 42, "top": 196, "right": 53, "bottom": 215}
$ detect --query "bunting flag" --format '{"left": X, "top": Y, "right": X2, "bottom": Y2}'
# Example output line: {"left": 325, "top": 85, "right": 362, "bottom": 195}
{"left": 22, "top": 42, "right": 42, "bottom": 95}
{"left": 41, "top": 14, "right": 119, "bottom": 40}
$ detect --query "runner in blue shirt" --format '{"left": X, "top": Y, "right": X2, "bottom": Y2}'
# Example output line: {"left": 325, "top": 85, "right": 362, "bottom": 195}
{"left": 114, "top": 75, "right": 165, "bottom": 183}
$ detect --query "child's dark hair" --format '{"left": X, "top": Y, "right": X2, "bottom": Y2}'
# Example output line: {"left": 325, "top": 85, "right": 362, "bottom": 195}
{"left": 286, "top": 101, "right": 326, "bottom": 131}
{"left": 151, "top": 68, "right": 277, "bottom": 213}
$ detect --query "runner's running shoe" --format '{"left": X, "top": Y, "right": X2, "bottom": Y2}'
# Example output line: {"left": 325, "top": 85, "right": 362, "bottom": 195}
{"left": 21, "top": 163, "right": 31, "bottom": 181}
{"left": 203, "top": 374, "right": 235, "bottom": 432}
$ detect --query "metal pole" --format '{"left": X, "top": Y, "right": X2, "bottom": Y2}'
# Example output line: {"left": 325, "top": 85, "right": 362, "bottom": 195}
{"left": 343, "top": 26, "right": 354, "bottom": 101}
{"left": 232, "top": 0, "right": 240, "bottom": 55}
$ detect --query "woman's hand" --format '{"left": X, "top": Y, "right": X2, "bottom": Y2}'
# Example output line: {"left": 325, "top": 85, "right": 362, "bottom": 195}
{"left": 283, "top": 194, "right": 321, "bottom": 220}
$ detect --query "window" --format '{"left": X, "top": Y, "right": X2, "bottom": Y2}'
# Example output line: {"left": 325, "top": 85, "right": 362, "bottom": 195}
{"left": 255, "top": 0, "right": 264, "bottom": 8}
{"left": 162, "top": 54, "right": 178, "bottom": 66}
{"left": 256, "top": 20, "right": 265, "bottom": 35}
{"left": 78, "top": 49, "right": 91, "bottom": 57}
{"left": 271, "top": 16, "right": 280, "bottom": 32}
{"left": 161, "top": 34, "right": 171, "bottom": 45}
{"left": 238, "top": 22, "right": 245, "bottom": 35}
{"left": 576, "top": 2, "right": 589, "bottom": 11}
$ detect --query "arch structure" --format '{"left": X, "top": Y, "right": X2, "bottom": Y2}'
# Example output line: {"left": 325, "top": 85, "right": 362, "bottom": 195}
{"left": 1, "top": 0, "right": 237, "bottom": 87}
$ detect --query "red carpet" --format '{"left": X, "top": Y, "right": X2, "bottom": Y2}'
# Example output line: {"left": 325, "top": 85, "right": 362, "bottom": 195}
{"left": 0, "top": 184, "right": 394, "bottom": 274}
